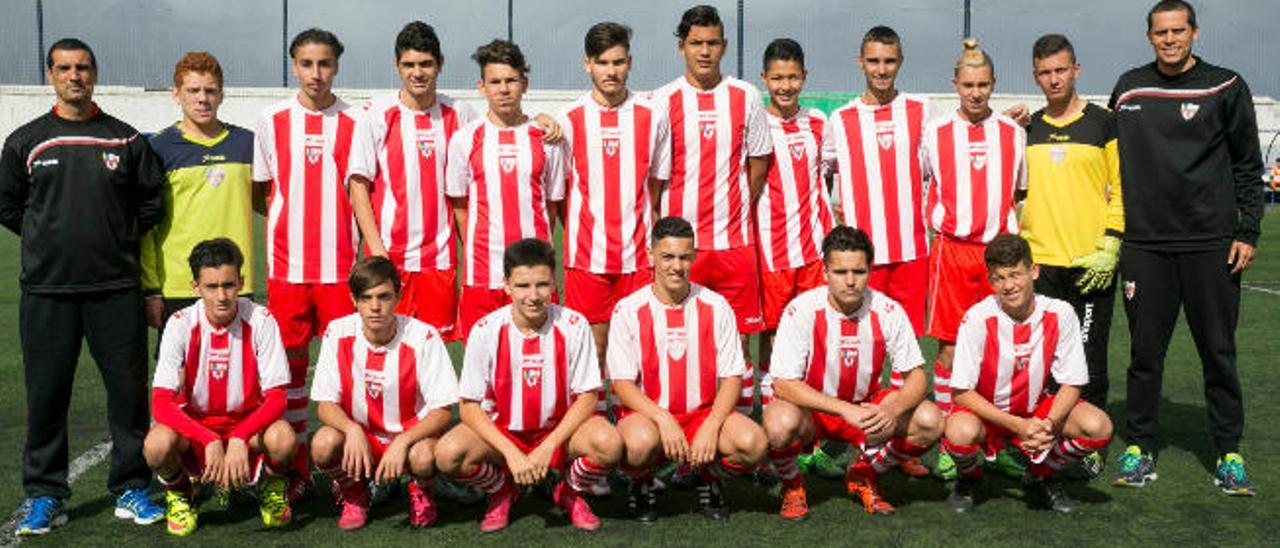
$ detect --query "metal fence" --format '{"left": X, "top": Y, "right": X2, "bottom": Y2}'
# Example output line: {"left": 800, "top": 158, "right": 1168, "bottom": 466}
{"left": 1, "top": 0, "right": 1276, "bottom": 97}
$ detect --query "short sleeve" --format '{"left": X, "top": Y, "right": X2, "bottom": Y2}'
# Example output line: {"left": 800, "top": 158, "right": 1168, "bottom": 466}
{"left": 650, "top": 109, "right": 672, "bottom": 180}
{"left": 543, "top": 141, "right": 567, "bottom": 202}
{"left": 884, "top": 303, "right": 925, "bottom": 373}
{"left": 347, "top": 110, "right": 382, "bottom": 181}
{"left": 252, "top": 112, "right": 275, "bottom": 183}
{"left": 745, "top": 88, "right": 771, "bottom": 158}
{"left": 714, "top": 299, "right": 747, "bottom": 378}
{"left": 309, "top": 329, "right": 342, "bottom": 403}
{"left": 768, "top": 299, "right": 813, "bottom": 381}
{"left": 567, "top": 316, "right": 603, "bottom": 394}
{"left": 949, "top": 311, "right": 985, "bottom": 391}
{"left": 254, "top": 312, "right": 292, "bottom": 391}
{"left": 606, "top": 303, "right": 641, "bottom": 381}
{"left": 1050, "top": 306, "right": 1089, "bottom": 387}
{"left": 152, "top": 316, "right": 190, "bottom": 391}
{"left": 445, "top": 129, "right": 472, "bottom": 198}
{"left": 458, "top": 324, "right": 494, "bottom": 401}
{"left": 416, "top": 327, "right": 459, "bottom": 412}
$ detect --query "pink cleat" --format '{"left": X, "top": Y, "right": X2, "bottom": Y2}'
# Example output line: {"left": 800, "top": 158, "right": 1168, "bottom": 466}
{"left": 479, "top": 479, "right": 518, "bottom": 533}
{"left": 407, "top": 480, "right": 438, "bottom": 528}
{"left": 335, "top": 482, "right": 370, "bottom": 531}
{"left": 554, "top": 482, "right": 601, "bottom": 531}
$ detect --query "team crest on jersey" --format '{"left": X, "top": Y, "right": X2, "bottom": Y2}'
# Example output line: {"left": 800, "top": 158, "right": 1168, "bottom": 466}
{"left": 1050, "top": 145, "right": 1066, "bottom": 164}
{"left": 305, "top": 135, "right": 325, "bottom": 165}
{"left": 500, "top": 156, "right": 517, "bottom": 173}
{"left": 205, "top": 167, "right": 226, "bottom": 187}
{"left": 969, "top": 142, "right": 988, "bottom": 170}
{"left": 101, "top": 152, "right": 120, "bottom": 171}
{"left": 365, "top": 370, "right": 386, "bottom": 399}
{"left": 604, "top": 138, "right": 620, "bottom": 157}
{"left": 1015, "top": 354, "right": 1030, "bottom": 372}
{"left": 666, "top": 327, "right": 687, "bottom": 360}
{"left": 789, "top": 142, "right": 806, "bottom": 160}
{"left": 207, "top": 347, "right": 230, "bottom": 380}
{"left": 521, "top": 354, "right": 544, "bottom": 387}
{"left": 1123, "top": 280, "right": 1136, "bottom": 301}
{"left": 1180, "top": 102, "right": 1199, "bottom": 121}
{"left": 839, "top": 335, "right": 859, "bottom": 368}
{"left": 700, "top": 121, "right": 716, "bottom": 140}
{"left": 875, "top": 120, "right": 895, "bottom": 150}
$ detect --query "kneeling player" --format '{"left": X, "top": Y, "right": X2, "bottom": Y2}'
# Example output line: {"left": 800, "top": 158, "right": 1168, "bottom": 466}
{"left": 943, "top": 234, "right": 1112, "bottom": 513}
{"left": 608, "top": 217, "right": 768, "bottom": 522}
{"left": 764, "top": 227, "right": 942, "bottom": 520}
{"left": 143, "top": 239, "right": 295, "bottom": 536}
{"left": 435, "top": 239, "right": 622, "bottom": 533}
{"left": 310, "top": 257, "right": 459, "bottom": 530}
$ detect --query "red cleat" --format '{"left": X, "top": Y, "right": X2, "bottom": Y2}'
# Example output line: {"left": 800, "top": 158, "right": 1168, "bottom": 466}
{"left": 407, "top": 480, "right": 437, "bottom": 528}
{"left": 554, "top": 482, "right": 601, "bottom": 531}
{"left": 778, "top": 480, "right": 809, "bottom": 521}
{"left": 335, "top": 483, "right": 370, "bottom": 531}
{"left": 898, "top": 457, "right": 931, "bottom": 478}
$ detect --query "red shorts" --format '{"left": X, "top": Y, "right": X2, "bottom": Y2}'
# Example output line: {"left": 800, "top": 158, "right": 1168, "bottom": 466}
{"left": 179, "top": 416, "right": 266, "bottom": 478}
{"left": 949, "top": 395, "right": 1075, "bottom": 461}
{"left": 398, "top": 269, "right": 459, "bottom": 341}
{"left": 458, "top": 285, "right": 560, "bottom": 341}
{"left": 868, "top": 256, "right": 928, "bottom": 336}
{"left": 926, "top": 237, "right": 992, "bottom": 343}
{"left": 564, "top": 267, "right": 653, "bottom": 324}
{"left": 499, "top": 427, "right": 568, "bottom": 470}
{"left": 809, "top": 390, "right": 893, "bottom": 447}
{"left": 691, "top": 246, "right": 763, "bottom": 334}
{"left": 614, "top": 405, "right": 714, "bottom": 446}
{"left": 267, "top": 280, "right": 355, "bottom": 351}
{"left": 760, "top": 260, "right": 825, "bottom": 330}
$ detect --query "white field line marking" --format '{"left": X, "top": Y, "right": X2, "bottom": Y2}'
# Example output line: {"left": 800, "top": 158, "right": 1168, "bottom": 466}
{"left": 1243, "top": 283, "right": 1280, "bottom": 296}
{"left": 1, "top": 440, "right": 112, "bottom": 545}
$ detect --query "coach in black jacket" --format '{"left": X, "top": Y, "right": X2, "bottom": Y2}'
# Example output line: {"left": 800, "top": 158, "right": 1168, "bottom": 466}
{"left": 0, "top": 38, "right": 166, "bottom": 528}
{"left": 1107, "top": 1, "right": 1263, "bottom": 495}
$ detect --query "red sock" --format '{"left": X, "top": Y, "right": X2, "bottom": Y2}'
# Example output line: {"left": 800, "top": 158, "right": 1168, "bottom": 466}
{"left": 566, "top": 456, "right": 610, "bottom": 493}
{"left": 1036, "top": 437, "right": 1110, "bottom": 477}
{"left": 942, "top": 439, "right": 983, "bottom": 478}
{"left": 769, "top": 441, "right": 803, "bottom": 484}
{"left": 870, "top": 437, "right": 929, "bottom": 474}
{"left": 933, "top": 361, "right": 952, "bottom": 414}
{"left": 456, "top": 462, "right": 508, "bottom": 495}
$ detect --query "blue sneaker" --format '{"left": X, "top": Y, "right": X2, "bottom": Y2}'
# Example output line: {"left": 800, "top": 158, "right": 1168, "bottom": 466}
{"left": 1112, "top": 445, "right": 1157, "bottom": 488}
{"left": 15, "top": 496, "right": 67, "bottom": 536}
{"left": 115, "top": 487, "right": 164, "bottom": 525}
{"left": 1214, "top": 453, "right": 1256, "bottom": 496}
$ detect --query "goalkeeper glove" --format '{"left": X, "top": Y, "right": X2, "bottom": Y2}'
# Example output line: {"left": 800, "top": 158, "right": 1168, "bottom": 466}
{"left": 1070, "top": 234, "right": 1121, "bottom": 294}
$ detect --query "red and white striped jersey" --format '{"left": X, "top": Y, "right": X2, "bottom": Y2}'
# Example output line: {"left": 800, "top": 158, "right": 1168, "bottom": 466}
{"left": 922, "top": 110, "right": 1026, "bottom": 244}
{"left": 951, "top": 295, "right": 1087, "bottom": 416}
{"left": 253, "top": 96, "right": 360, "bottom": 283}
{"left": 770, "top": 287, "right": 922, "bottom": 403}
{"left": 458, "top": 304, "right": 600, "bottom": 432}
{"left": 823, "top": 94, "right": 930, "bottom": 264}
{"left": 153, "top": 298, "right": 290, "bottom": 418}
{"left": 311, "top": 313, "right": 458, "bottom": 443}
{"left": 348, "top": 93, "right": 478, "bottom": 272}
{"left": 445, "top": 119, "right": 566, "bottom": 289}
{"left": 652, "top": 76, "right": 771, "bottom": 251}
{"left": 757, "top": 108, "right": 834, "bottom": 272}
{"left": 606, "top": 284, "right": 745, "bottom": 415}
{"left": 559, "top": 92, "right": 672, "bottom": 274}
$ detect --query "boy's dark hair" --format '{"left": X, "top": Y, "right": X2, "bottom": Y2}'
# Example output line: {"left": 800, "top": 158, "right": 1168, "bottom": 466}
{"left": 290, "top": 28, "right": 345, "bottom": 59}
{"left": 651, "top": 216, "right": 695, "bottom": 245}
{"left": 860, "top": 25, "right": 902, "bottom": 56}
{"left": 763, "top": 38, "right": 805, "bottom": 71}
{"left": 585, "top": 21, "right": 632, "bottom": 58}
{"left": 46, "top": 38, "right": 97, "bottom": 70}
{"left": 675, "top": 5, "right": 723, "bottom": 41}
{"left": 1147, "top": 0, "right": 1197, "bottom": 31}
{"left": 504, "top": 238, "right": 556, "bottom": 277}
{"left": 472, "top": 39, "right": 530, "bottom": 78}
{"left": 395, "top": 21, "right": 443, "bottom": 62}
{"left": 1032, "top": 33, "right": 1076, "bottom": 63}
{"left": 349, "top": 256, "right": 402, "bottom": 296}
{"left": 821, "top": 226, "right": 875, "bottom": 264}
{"left": 188, "top": 238, "right": 244, "bottom": 280}
{"left": 983, "top": 233, "right": 1034, "bottom": 269}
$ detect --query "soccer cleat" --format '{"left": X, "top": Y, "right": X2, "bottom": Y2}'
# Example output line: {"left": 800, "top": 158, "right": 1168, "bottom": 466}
{"left": 1214, "top": 453, "right": 1257, "bottom": 496}
{"left": 898, "top": 457, "right": 931, "bottom": 478}
{"left": 257, "top": 476, "right": 292, "bottom": 527}
{"left": 163, "top": 490, "right": 198, "bottom": 537}
{"left": 1112, "top": 446, "right": 1158, "bottom": 488}
{"left": 115, "top": 487, "right": 165, "bottom": 525}
{"left": 695, "top": 478, "right": 728, "bottom": 520}
{"left": 845, "top": 467, "right": 894, "bottom": 515}
{"left": 286, "top": 475, "right": 313, "bottom": 505}
{"left": 554, "top": 482, "right": 601, "bottom": 531}
{"left": 335, "top": 483, "right": 371, "bottom": 531}
{"left": 479, "top": 478, "right": 518, "bottom": 533}
{"left": 433, "top": 475, "right": 485, "bottom": 506}
{"left": 1066, "top": 451, "right": 1106, "bottom": 481}
{"left": 986, "top": 449, "right": 1027, "bottom": 480}
{"left": 800, "top": 447, "right": 846, "bottom": 480}
{"left": 627, "top": 480, "right": 658, "bottom": 523}
{"left": 1026, "top": 476, "right": 1075, "bottom": 513}
{"left": 369, "top": 479, "right": 397, "bottom": 508}
{"left": 667, "top": 461, "right": 699, "bottom": 490}
{"left": 15, "top": 496, "right": 67, "bottom": 536}
{"left": 778, "top": 480, "right": 809, "bottom": 521}
{"left": 947, "top": 476, "right": 981, "bottom": 513}
{"left": 407, "top": 480, "right": 438, "bottom": 528}
{"left": 934, "top": 452, "right": 958, "bottom": 481}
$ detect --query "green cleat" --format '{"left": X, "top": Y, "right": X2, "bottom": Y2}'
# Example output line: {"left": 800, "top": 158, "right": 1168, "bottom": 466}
{"left": 799, "top": 447, "right": 846, "bottom": 480}
{"left": 1066, "top": 451, "right": 1105, "bottom": 481}
{"left": 1214, "top": 453, "right": 1256, "bottom": 496}
{"left": 164, "top": 490, "right": 198, "bottom": 537}
{"left": 934, "top": 452, "right": 957, "bottom": 481}
{"left": 986, "top": 449, "right": 1027, "bottom": 480}
{"left": 257, "top": 476, "right": 292, "bottom": 527}
{"left": 1112, "top": 445, "right": 1157, "bottom": 488}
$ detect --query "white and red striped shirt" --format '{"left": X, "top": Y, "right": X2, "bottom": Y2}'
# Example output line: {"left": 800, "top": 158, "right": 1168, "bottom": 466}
{"left": 770, "top": 287, "right": 922, "bottom": 403}
{"left": 951, "top": 295, "right": 1087, "bottom": 416}
{"left": 348, "top": 93, "right": 478, "bottom": 272}
{"left": 560, "top": 93, "right": 672, "bottom": 273}
{"left": 459, "top": 304, "right": 600, "bottom": 432}
{"left": 606, "top": 284, "right": 745, "bottom": 415}
{"left": 652, "top": 76, "right": 771, "bottom": 251}
{"left": 922, "top": 110, "right": 1026, "bottom": 244}
{"left": 824, "top": 94, "right": 930, "bottom": 264}
{"left": 311, "top": 313, "right": 458, "bottom": 443}
{"left": 253, "top": 96, "right": 360, "bottom": 283}
{"left": 445, "top": 118, "right": 566, "bottom": 288}
{"left": 153, "top": 298, "right": 290, "bottom": 418}
{"left": 757, "top": 108, "right": 833, "bottom": 272}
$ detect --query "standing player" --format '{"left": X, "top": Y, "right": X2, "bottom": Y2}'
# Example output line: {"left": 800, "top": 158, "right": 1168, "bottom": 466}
{"left": 1019, "top": 34, "right": 1123, "bottom": 479}
{"left": 309, "top": 256, "right": 459, "bottom": 530}
{"left": 447, "top": 40, "right": 566, "bottom": 340}
{"left": 1108, "top": 0, "right": 1263, "bottom": 495}
{"left": 435, "top": 239, "right": 622, "bottom": 533}
{"left": 942, "top": 234, "right": 1113, "bottom": 513}
{"left": 652, "top": 5, "right": 771, "bottom": 367}
{"left": 253, "top": 28, "right": 360, "bottom": 494}
{"left": 608, "top": 216, "right": 768, "bottom": 522}
{"left": 142, "top": 239, "right": 295, "bottom": 536}
{"left": 1, "top": 38, "right": 165, "bottom": 535}
{"left": 764, "top": 226, "right": 941, "bottom": 520}
{"left": 143, "top": 52, "right": 256, "bottom": 337}
{"left": 922, "top": 39, "right": 1025, "bottom": 478}
{"left": 560, "top": 21, "right": 671, "bottom": 375}
{"left": 348, "top": 21, "right": 477, "bottom": 341}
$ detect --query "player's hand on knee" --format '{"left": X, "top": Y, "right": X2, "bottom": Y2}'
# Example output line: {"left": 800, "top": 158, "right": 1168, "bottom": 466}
{"left": 203, "top": 440, "right": 226, "bottom": 487}
{"left": 688, "top": 424, "right": 718, "bottom": 467}
{"left": 343, "top": 430, "right": 373, "bottom": 480}
{"left": 657, "top": 415, "right": 689, "bottom": 463}
{"left": 224, "top": 438, "right": 252, "bottom": 489}
{"left": 375, "top": 439, "right": 409, "bottom": 485}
